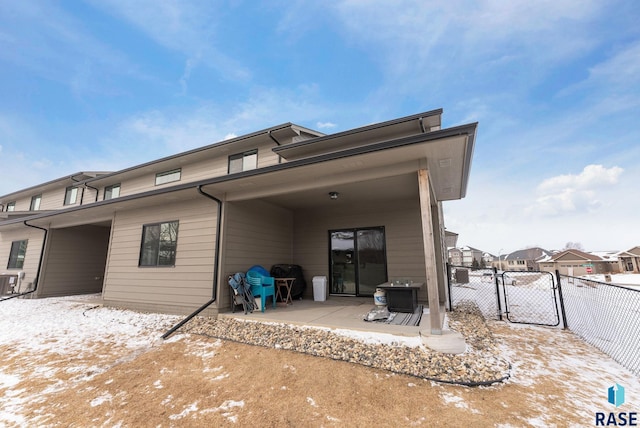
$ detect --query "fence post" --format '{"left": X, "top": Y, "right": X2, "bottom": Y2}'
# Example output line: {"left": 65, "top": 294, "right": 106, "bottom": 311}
{"left": 446, "top": 263, "right": 453, "bottom": 311}
{"left": 493, "top": 266, "right": 503, "bottom": 321}
{"left": 555, "top": 269, "right": 569, "bottom": 330}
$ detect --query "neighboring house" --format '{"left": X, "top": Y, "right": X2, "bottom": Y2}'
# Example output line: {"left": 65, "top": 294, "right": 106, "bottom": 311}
{"left": 618, "top": 247, "right": 640, "bottom": 273}
{"left": 539, "top": 249, "right": 620, "bottom": 276}
{"left": 444, "top": 230, "right": 458, "bottom": 249}
{"left": 0, "top": 109, "right": 477, "bottom": 334}
{"left": 482, "top": 252, "right": 495, "bottom": 268}
{"left": 448, "top": 247, "right": 463, "bottom": 266}
{"left": 502, "top": 247, "right": 553, "bottom": 271}
{"left": 460, "top": 246, "right": 483, "bottom": 267}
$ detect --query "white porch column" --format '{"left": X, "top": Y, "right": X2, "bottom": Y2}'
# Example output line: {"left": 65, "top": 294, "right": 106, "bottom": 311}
{"left": 417, "top": 169, "right": 443, "bottom": 334}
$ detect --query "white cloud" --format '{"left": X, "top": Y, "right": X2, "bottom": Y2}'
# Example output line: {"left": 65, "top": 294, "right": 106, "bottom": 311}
{"left": 316, "top": 122, "right": 336, "bottom": 129}
{"left": 88, "top": 0, "right": 251, "bottom": 83}
{"left": 586, "top": 41, "right": 640, "bottom": 87}
{"left": 527, "top": 164, "right": 623, "bottom": 217}
{"left": 537, "top": 164, "right": 623, "bottom": 192}
{"left": 0, "top": 3, "right": 146, "bottom": 95}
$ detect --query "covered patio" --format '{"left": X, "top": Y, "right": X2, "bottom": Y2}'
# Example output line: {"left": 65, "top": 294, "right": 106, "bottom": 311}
{"left": 217, "top": 296, "right": 466, "bottom": 353}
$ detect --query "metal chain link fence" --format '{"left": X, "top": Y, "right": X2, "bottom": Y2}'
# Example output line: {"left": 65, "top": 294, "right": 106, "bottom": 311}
{"left": 447, "top": 265, "right": 640, "bottom": 377}
{"left": 557, "top": 274, "right": 640, "bottom": 378}
{"left": 448, "top": 265, "right": 501, "bottom": 321}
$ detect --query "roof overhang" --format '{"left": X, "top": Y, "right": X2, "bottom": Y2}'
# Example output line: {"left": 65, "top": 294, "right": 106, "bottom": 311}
{"left": 273, "top": 109, "right": 442, "bottom": 161}
{"left": 86, "top": 124, "right": 324, "bottom": 188}
{"left": 0, "top": 172, "right": 110, "bottom": 203}
{"left": 0, "top": 121, "right": 475, "bottom": 230}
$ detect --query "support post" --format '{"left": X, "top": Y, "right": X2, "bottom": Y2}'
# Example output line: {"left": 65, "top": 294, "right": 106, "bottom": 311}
{"left": 417, "top": 169, "right": 443, "bottom": 334}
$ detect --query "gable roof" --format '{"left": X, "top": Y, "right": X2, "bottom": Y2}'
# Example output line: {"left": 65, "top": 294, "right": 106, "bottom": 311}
{"left": 506, "top": 247, "right": 552, "bottom": 261}
{"left": 550, "top": 249, "right": 603, "bottom": 262}
{"left": 618, "top": 246, "right": 640, "bottom": 257}
{"left": 0, "top": 172, "right": 111, "bottom": 202}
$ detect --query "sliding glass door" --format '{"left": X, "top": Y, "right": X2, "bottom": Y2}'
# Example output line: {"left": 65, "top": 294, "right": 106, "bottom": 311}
{"left": 329, "top": 227, "right": 387, "bottom": 296}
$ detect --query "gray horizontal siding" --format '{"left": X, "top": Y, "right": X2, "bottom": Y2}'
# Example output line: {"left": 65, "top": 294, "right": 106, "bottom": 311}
{"left": 38, "top": 225, "right": 110, "bottom": 297}
{"left": 293, "top": 199, "right": 427, "bottom": 301}
{"left": 102, "top": 198, "right": 218, "bottom": 313}
{"left": 219, "top": 200, "right": 293, "bottom": 310}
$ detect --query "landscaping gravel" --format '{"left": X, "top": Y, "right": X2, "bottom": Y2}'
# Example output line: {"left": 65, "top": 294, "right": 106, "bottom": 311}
{"left": 184, "top": 301, "right": 511, "bottom": 386}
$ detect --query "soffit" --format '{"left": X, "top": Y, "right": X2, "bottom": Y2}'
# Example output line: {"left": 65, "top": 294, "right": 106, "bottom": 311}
{"left": 274, "top": 110, "right": 442, "bottom": 161}
{"left": 87, "top": 125, "right": 305, "bottom": 187}
{"left": 3, "top": 122, "right": 474, "bottom": 229}
{"left": 202, "top": 132, "right": 470, "bottom": 203}
{"left": 0, "top": 172, "right": 108, "bottom": 202}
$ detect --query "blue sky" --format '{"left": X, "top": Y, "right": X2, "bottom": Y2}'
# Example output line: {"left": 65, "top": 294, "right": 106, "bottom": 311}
{"left": 1, "top": 1, "right": 639, "bottom": 255}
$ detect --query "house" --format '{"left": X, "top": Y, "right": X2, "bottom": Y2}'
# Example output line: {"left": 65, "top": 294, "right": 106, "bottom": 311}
{"left": 501, "top": 247, "right": 553, "bottom": 271}
{"left": 539, "top": 249, "right": 620, "bottom": 276}
{"left": 618, "top": 247, "right": 640, "bottom": 273}
{"left": 447, "top": 248, "right": 463, "bottom": 266}
{"left": 482, "top": 252, "right": 495, "bottom": 268}
{"left": 0, "top": 109, "right": 477, "bottom": 334}
{"left": 444, "top": 230, "right": 458, "bottom": 249}
{"left": 460, "top": 246, "right": 483, "bottom": 267}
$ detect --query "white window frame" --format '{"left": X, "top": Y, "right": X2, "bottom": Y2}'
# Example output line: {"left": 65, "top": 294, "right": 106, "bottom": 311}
{"left": 228, "top": 149, "right": 258, "bottom": 174}
{"left": 155, "top": 169, "right": 181, "bottom": 186}
{"left": 104, "top": 184, "right": 121, "bottom": 200}
{"left": 30, "top": 195, "right": 42, "bottom": 211}
{"left": 64, "top": 186, "right": 78, "bottom": 206}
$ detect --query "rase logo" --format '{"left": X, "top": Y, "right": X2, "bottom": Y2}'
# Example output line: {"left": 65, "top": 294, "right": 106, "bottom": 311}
{"left": 596, "top": 383, "right": 637, "bottom": 426}
{"left": 610, "top": 384, "right": 626, "bottom": 407}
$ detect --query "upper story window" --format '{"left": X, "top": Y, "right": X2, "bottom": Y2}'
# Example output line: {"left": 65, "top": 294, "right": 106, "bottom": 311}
{"left": 6, "top": 202, "right": 16, "bottom": 212}
{"left": 30, "top": 195, "right": 42, "bottom": 211}
{"left": 64, "top": 186, "right": 78, "bottom": 206}
{"left": 7, "top": 240, "right": 28, "bottom": 269}
{"left": 139, "top": 221, "right": 179, "bottom": 267}
{"left": 228, "top": 149, "right": 258, "bottom": 174}
{"left": 155, "top": 169, "right": 181, "bottom": 185}
{"left": 104, "top": 184, "right": 121, "bottom": 200}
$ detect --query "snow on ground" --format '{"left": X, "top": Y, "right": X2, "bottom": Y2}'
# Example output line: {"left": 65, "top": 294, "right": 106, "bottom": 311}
{"left": 0, "top": 294, "right": 182, "bottom": 424}
{"left": 1, "top": 294, "right": 639, "bottom": 425}
{"left": 584, "top": 273, "right": 640, "bottom": 288}
{"left": 492, "top": 321, "right": 640, "bottom": 421}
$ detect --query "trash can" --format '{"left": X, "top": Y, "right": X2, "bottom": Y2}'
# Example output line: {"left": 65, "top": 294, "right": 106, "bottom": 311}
{"left": 312, "top": 276, "right": 327, "bottom": 301}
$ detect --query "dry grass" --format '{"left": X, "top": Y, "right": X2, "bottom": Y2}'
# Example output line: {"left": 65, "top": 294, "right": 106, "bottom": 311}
{"left": 2, "top": 319, "right": 638, "bottom": 427}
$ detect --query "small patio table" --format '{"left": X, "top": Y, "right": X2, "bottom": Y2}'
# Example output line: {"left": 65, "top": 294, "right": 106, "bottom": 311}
{"left": 378, "top": 283, "right": 422, "bottom": 313}
{"left": 275, "top": 278, "right": 295, "bottom": 305}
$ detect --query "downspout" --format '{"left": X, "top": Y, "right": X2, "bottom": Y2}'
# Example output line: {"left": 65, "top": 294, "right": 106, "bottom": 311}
{"left": 1, "top": 220, "right": 48, "bottom": 301}
{"left": 268, "top": 130, "right": 283, "bottom": 164}
{"left": 162, "top": 185, "right": 223, "bottom": 339}
{"left": 70, "top": 174, "right": 85, "bottom": 205}
{"left": 84, "top": 183, "right": 100, "bottom": 203}
{"left": 419, "top": 117, "right": 427, "bottom": 133}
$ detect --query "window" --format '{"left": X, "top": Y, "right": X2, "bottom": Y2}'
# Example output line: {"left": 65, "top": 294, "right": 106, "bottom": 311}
{"left": 6, "top": 202, "right": 15, "bottom": 212}
{"left": 7, "top": 240, "right": 28, "bottom": 269}
{"left": 228, "top": 149, "right": 258, "bottom": 174}
{"left": 155, "top": 169, "right": 181, "bottom": 185}
{"left": 64, "top": 186, "right": 78, "bottom": 205}
{"left": 517, "top": 260, "right": 525, "bottom": 265}
{"left": 139, "top": 221, "right": 179, "bottom": 267}
{"left": 104, "top": 184, "right": 121, "bottom": 200}
{"left": 30, "top": 195, "right": 42, "bottom": 211}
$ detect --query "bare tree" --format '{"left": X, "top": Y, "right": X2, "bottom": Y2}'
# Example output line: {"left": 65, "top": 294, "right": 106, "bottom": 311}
{"left": 562, "top": 242, "right": 585, "bottom": 251}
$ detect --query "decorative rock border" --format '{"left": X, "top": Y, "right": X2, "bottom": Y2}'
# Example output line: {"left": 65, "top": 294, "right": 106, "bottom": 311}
{"left": 184, "top": 301, "right": 510, "bottom": 386}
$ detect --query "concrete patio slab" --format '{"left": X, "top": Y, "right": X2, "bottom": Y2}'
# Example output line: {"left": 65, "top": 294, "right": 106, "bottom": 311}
{"left": 219, "top": 296, "right": 467, "bottom": 354}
